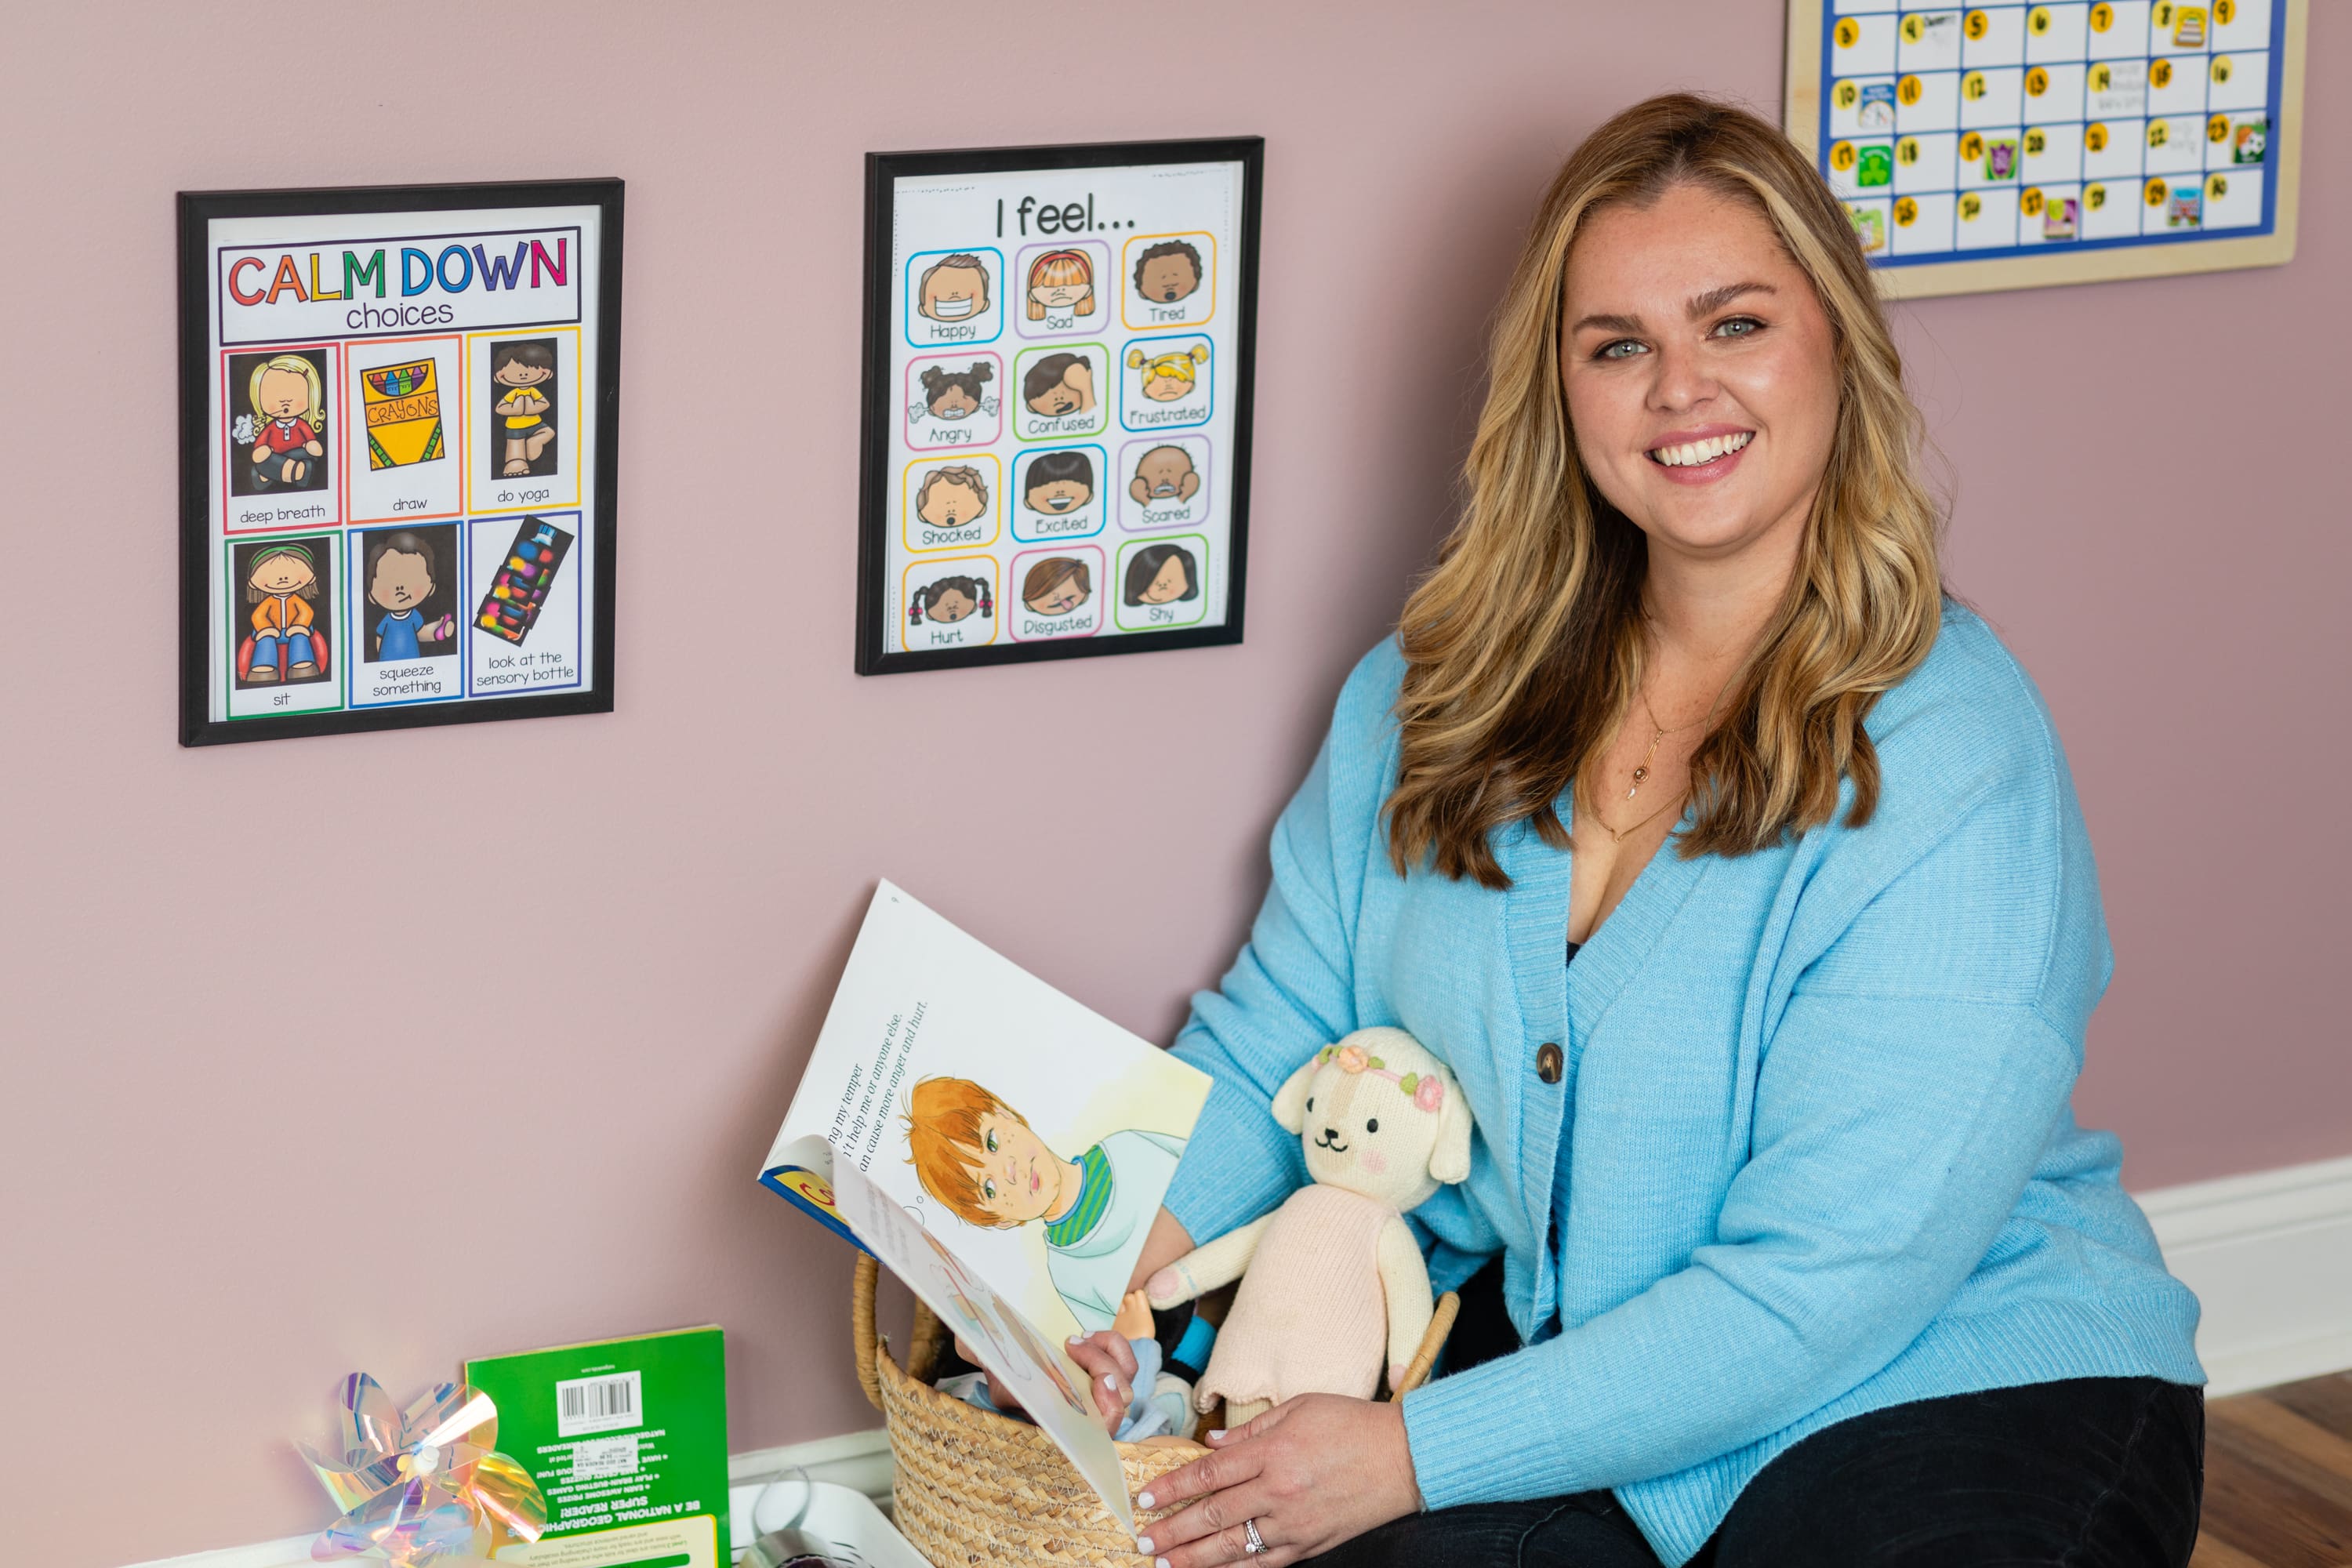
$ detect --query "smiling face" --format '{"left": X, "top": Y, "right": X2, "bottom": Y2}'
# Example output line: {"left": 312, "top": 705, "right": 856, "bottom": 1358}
{"left": 1560, "top": 182, "right": 1839, "bottom": 572}
{"left": 493, "top": 358, "right": 551, "bottom": 388}
{"left": 256, "top": 366, "right": 310, "bottom": 420}
{"left": 1025, "top": 477, "right": 1091, "bottom": 513}
{"left": 964, "top": 1113, "right": 1062, "bottom": 1225}
{"left": 368, "top": 548, "right": 433, "bottom": 612}
{"left": 249, "top": 550, "right": 315, "bottom": 596}
{"left": 1278, "top": 1044, "right": 1463, "bottom": 1212}
{"left": 920, "top": 263, "right": 989, "bottom": 322}
{"left": 1138, "top": 554, "right": 1190, "bottom": 603}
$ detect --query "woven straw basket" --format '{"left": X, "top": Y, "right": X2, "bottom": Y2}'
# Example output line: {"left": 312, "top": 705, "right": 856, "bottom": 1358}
{"left": 853, "top": 1254, "right": 1459, "bottom": 1566}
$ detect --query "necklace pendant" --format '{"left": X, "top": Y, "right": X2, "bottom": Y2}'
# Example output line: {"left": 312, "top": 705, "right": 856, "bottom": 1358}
{"left": 1632, "top": 765, "right": 1648, "bottom": 782}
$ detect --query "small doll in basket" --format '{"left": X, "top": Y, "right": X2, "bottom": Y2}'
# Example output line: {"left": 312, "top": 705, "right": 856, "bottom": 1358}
{"left": 1145, "top": 1028, "right": 1470, "bottom": 1426}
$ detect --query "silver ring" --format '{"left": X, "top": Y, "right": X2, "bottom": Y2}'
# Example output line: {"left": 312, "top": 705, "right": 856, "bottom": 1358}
{"left": 1243, "top": 1517, "right": 1266, "bottom": 1555}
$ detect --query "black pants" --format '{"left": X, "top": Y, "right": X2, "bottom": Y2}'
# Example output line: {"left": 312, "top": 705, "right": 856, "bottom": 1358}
{"left": 1311, "top": 1262, "right": 2205, "bottom": 1567}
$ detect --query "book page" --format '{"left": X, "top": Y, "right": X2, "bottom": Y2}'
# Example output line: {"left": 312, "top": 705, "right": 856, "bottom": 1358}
{"left": 830, "top": 1156, "right": 1135, "bottom": 1531}
{"left": 761, "top": 881, "right": 1210, "bottom": 1345}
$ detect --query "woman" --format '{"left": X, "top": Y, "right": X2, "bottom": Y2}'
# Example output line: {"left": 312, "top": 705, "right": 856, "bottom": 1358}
{"left": 1065, "top": 95, "right": 2205, "bottom": 1566}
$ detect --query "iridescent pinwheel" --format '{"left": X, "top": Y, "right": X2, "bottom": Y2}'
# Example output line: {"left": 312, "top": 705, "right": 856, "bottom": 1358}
{"left": 299, "top": 1374, "right": 546, "bottom": 1566}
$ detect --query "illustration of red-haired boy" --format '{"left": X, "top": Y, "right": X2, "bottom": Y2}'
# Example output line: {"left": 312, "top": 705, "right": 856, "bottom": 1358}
{"left": 902, "top": 1076, "right": 1185, "bottom": 1335}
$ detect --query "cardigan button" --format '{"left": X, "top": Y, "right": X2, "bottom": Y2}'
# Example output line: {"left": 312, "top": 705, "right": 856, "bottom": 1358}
{"left": 1535, "top": 1042, "right": 1564, "bottom": 1084}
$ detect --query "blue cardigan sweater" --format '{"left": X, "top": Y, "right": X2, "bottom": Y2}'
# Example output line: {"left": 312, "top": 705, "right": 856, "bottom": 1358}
{"left": 1161, "top": 604, "right": 2202, "bottom": 1564}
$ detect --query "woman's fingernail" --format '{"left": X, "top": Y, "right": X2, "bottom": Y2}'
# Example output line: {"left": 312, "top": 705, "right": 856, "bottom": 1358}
{"left": 1069, "top": 1334, "right": 1087, "bottom": 1345}
{"left": 1207, "top": 1428, "right": 1225, "bottom": 1440}
{"left": 1137, "top": 1490, "right": 1156, "bottom": 1509}
{"left": 1134, "top": 1537, "right": 1153, "bottom": 1553}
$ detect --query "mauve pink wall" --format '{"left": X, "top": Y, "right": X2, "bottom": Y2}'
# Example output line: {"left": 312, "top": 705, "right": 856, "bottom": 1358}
{"left": 1, "top": 3, "right": 2343, "bottom": 1562}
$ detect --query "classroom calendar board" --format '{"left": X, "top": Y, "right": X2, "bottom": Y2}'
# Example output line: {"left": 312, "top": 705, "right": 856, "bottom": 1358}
{"left": 855, "top": 140, "right": 1262, "bottom": 674}
{"left": 1785, "top": 0, "right": 2307, "bottom": 296}
{"left": 176, "top": 180, "right": 622, "bottom": 745}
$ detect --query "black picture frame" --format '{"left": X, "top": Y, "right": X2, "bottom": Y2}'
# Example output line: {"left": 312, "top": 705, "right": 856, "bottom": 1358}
{"left": 856, "top": 138, "right": 1263, "bottom": 675}
{"left": 177, "top": 177, "right": 623, "bottom": 746}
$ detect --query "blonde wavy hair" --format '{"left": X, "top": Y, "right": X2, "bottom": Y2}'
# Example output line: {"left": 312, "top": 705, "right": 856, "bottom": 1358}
{"left": 1386, "top": 93, "right": 1944, "bottom": 889}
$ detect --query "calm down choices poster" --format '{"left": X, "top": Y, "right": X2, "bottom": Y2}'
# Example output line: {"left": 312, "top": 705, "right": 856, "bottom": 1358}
{"left": 858, "top": 140, "right": 1262, "bottom": 674}
{"left": 179, "top": 181, "right": 620, "bottom": 744}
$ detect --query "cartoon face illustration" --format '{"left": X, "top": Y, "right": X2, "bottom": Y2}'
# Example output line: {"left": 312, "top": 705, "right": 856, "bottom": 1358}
{"left": 1132, "top": 240, "right": 1203, "bottom": 304}
{"left": 1022, "top": 353, "right": 1094, "bottom": 417}
{"left": 1127, "top": 344, "right": 1208, "bottom": 403}
{"left": 368, "top": 541, "right": 434, "bottom": 612}
{"left": 903, "top": 1077, "right": 1076, "bottom": 1228}
{"left": 255, "top": 365, "right": 311, "bottom": 420}
{"left": 1022, "top": 451, "right": 1094, "bottom": 514}
{"left": 491, "top": 343, "right": 557, "bottom": 478}
{"left": 911, "top": 574, "right": 990, "bottom": 625}
{"left": 239, "top": 353, "right": 328, "bottom": 490}
{"left": 492, "top": 349, "right": 553, "bottom": 390}
{"left": 364, "top": 530, "right": 457, "bottom": 661}
{"left": 239, "top": 540, "right": 328, "bottom": 684}
{"left": 916, "top": 465, "right": 989, "bottom": 528}
{"left": 1021, "top": 557, "right": 1092, "bottom": 617}
{"left": 1025, "top": 249, "right": 1096, "bottom": 318}
{"left": 919, "top": 361, "right": 995, "bottom": 420}
{"left": 1128, "top": 445, "right": 1201, "bottom": 505}
{"left": 917, "top": 254, "right": 992, "bottom": 322}
{"left": 1123, "top": 543, "right": 1199, "bottom": 607}
{"left": 249, "top": 546, "right": 318, "bottom": 597}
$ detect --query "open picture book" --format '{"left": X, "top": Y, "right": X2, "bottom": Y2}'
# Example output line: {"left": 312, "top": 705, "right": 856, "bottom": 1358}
{"left": 760, "top": 882, "right": 1212, "bottom": 1528}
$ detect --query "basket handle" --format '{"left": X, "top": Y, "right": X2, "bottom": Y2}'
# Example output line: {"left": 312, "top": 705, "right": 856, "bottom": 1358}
{"left": 853, "top": 1254, "right": 884, "bottom": 1412}
{"left": 1388, "top": 1290, "right": 1459, "bottom": 1401}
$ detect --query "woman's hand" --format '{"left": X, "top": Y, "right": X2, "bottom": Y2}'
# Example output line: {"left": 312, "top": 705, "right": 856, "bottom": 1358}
{"left": 960, "top": 1209, "right": 1193, "bottom": 1423}
{"left": 1133, "top": 1396, "right": 1423, "bottom": 1567}
{"left": 1065, "top": 1329, "right": 1142, "bottom": 1433}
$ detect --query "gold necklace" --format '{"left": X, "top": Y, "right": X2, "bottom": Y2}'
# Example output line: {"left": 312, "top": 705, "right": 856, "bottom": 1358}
{"left": 1584, "top": 779, "right": 1688, "bottom": 845}
{"left": 1621, "top": 684, "right": 1711, "bottom": 802}
{"left": 1589, "top": 678, "right": 1717, "bottom": 844}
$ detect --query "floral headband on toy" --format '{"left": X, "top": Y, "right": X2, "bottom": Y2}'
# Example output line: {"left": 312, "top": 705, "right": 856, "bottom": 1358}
{"left": 1315, "top": 1041, "right": 1447, "bottom": 1112}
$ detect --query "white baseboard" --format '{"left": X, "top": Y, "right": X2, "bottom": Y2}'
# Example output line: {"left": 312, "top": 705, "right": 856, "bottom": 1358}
{"left": 119, "top": 1155, "right": 2352, "bottom": 1568}
{"left": 2137, "top": 1152, "right": 2352, "bottom": 1398}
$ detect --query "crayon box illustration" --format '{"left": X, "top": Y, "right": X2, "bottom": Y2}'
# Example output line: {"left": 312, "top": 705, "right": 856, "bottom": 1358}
{"left": 361, "top": 358, "right": 445, "bottom": 470}
{"left": 475, "top": 517, "right": 574, "bottom": 646}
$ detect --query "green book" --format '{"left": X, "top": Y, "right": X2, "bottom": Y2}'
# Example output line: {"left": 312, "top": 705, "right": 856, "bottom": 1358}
{"left": 463, "top": 1326, "right": 728, "bottom": 1568}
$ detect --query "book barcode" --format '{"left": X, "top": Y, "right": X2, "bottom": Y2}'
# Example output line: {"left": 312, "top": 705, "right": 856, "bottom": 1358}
{"left": 561, "top": 1380, "right": 630, "bottom": 1421}
{"left": 554, "top": 1369, "right": 644, "bottom": 1438}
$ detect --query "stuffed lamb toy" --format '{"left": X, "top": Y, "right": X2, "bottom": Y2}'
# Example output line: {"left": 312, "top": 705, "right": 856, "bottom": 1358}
{"left": 1145, "top": 1027, "right": 1471, "bottom": 1425}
